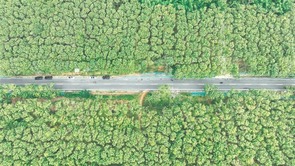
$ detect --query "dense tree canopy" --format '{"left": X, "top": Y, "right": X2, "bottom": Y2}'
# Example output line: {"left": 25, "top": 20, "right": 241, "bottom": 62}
{"left": 139, "top": 0, "right": 293, "bottom": 14}
{"left": 0, "top": 85, "right": 294, "bottom": 165}
{"left": 0, "top": 0, "right": 294, "bottom": 78}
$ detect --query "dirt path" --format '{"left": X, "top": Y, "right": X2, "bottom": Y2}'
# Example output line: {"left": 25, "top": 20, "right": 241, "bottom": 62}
{"left": 139, "top": 90, "right": 149, "bottom": 106}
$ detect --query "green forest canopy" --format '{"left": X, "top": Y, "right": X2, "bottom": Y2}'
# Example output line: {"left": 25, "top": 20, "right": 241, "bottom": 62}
{"left": 0, "top": 0, "right": 294, "bottom": 78}
{"left": 0, "top": 85, "right": 294, "bottom": 165}
{"left": 139, "top": 0, "right": 292, "bottom": 13}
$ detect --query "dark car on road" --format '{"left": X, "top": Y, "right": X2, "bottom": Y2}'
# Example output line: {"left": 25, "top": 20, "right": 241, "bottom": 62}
{"left": 45, "top": 76, "right": 53, "bottom": 80}
{"left": 34, "top": 76, "right": 43, "bottom": 80}
{"left": 102, "top": 75, "right": 110, "bottom": 79}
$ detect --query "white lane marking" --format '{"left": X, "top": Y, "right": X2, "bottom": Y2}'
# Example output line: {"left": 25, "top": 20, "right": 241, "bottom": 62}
{"left": 57, "top": 88, "right": 286, "bottom": 91}
{"left": 43, "top": 81, "right": 293, "bottom": 83}
{"left": 2, "top": 77, "right": 295, "bottom": 80}
{"left": 3, "top": 83, "right": 293, "bottom": 86}
{"left": 1, "top": 78, "right": 294, "bottom": 82}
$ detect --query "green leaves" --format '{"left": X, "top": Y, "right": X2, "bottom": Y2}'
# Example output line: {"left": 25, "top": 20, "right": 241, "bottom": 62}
{"left": 139, "top": 0, "right": 292, "bottom": 14}
{"left": 0, "top": 87, "right": 294, "bottom": 164}
{"left": 0, "top": 0, "right": 294, "bottom": 77}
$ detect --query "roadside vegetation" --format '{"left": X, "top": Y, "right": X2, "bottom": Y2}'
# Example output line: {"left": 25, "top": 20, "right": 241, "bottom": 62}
{"left": 0, "top": 85, "right": 294, "bottom": 165}
{"left": 1, "top": 0, "right": 294, "bottom": 165}
{"left": 0, "top": 0, "right": 294, "bottom": 78}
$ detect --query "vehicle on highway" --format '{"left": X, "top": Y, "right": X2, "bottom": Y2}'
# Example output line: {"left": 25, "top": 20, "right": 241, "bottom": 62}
{"left": 68, "top": 76, "right": 75, "bottom": 79}
{"left": 45, "top": 76, "right": 53, "bottom": 80}
{"left": 102, "top": 75, "right": 110, "bottom": 79}
{"left": 34, "top": 76, "right": 43, "bottom": 80}
{"left": 90, "top": 76, "right": 95, "bottom": 79}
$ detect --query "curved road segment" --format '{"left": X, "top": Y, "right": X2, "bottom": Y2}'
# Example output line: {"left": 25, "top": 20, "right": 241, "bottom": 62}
{"left": 0, "top": 77, "right": 294, "bottom": 92}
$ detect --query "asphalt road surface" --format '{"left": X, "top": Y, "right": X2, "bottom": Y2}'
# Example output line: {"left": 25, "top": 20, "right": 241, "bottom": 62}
{"left": 0, "top": 77, "right": 294, "bottom": 92}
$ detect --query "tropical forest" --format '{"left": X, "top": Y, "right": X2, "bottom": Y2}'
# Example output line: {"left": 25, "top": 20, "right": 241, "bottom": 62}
{"left": 0, "top": 85, "right": 294, "bottom": 165}
{"left": 0, "top": 0, "right": 294, "bottom": 77}
{"left": 0, "top": 0, "right": 294, "bottom": 165}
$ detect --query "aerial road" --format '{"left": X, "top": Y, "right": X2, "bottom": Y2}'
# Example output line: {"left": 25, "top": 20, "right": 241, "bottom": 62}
{"left": 0, "top": 77, "right": 294, "bottom": 92}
